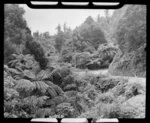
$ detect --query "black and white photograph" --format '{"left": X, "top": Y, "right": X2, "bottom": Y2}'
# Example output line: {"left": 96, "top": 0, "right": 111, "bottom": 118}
{"left": 4, "top": 3, "right": 146, "bottom": 119}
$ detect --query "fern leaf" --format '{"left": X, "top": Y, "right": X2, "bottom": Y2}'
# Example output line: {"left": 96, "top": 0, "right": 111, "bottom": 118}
{"left": 15, "top": 79, "right": 35, "bottom": 92}
{"left": 34, "top": 81, "right": 49, "bottom": 93}
{"left": 23, "top": 70, "right": 36, "bottom": 80}
{"left": 46, "top": 86, "right": 58, "bottom": 98}
{"left": 44, "top": 80, "right": 55, "bottom": 87}
{"left": 53, "top": 85, "right": 64, "bottom": 95}
{"left": 4, "top": 65, "right": 20, "bottom": 75}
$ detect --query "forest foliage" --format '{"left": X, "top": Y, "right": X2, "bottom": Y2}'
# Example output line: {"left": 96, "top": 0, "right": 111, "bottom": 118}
{"left": 4, "top": 4, "right": 146, "bottom": 118}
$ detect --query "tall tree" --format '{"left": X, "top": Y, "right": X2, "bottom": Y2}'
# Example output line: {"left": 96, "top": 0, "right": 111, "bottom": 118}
{"left": 76, "top": 16, "right": 107, "bottom": 49}
{"left": 55, "top": 24, "right": 65, "bottom": 53}
{"left": 4, "top": 4, "right": 31, "bottom": 63}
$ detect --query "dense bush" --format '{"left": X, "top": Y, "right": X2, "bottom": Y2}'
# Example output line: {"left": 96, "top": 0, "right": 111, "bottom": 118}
{"left": 95, "top": 77, "right": 120, "bottom": 93}
{"left": 96, "top": 91, "right": 115, "bottom": 104}
{"left": 76, "top": 16, "right": 107, "bottom": 49}
{"left": 4, "top": 4, "right": 146, "bottom": 118}
{"left": 25, "top": 38, "right": 48, "bottom": 70}
{"left": 4, "top": 4, "right": 31, "bottom": 63}
{"left": 72, "top": 52, "right": 91, "bottom": 69}
{"left": 86, "top": 44, "right": 118, "bottom": 70}
{"left": 109, "top": 5, "right": 146, "bottom": 77}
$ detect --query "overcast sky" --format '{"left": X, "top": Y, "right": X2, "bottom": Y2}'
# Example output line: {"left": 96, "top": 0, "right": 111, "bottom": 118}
{"left": 19, "top": 4, "right": 114, "bottom": 35}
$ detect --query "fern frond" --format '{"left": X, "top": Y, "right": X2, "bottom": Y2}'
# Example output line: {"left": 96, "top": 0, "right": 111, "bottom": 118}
{"left": 46, "top": 86, "right": 58, "bottom": 98}
{"left": 44, "top": 80, "right": 55, "bottom": 87}
{"left": 23, "top": 70, "right": 36, "bottom": 80}
{"left": 8, "top": 59, "right": 18, "bottom": 67}
{"left": 15, "top": 79, "right": 35, "bottom": 92}
{"left": 4, "top": 65, "right": 20, "bottom": 76}
{"left": 34, "top": 81, "right": 49, "bottom": 93}
{"left": 35, "top": 70, "right": 46, "bottom": 81}
{"left": 53, "top": 85, "right": 64, "bottom": 95}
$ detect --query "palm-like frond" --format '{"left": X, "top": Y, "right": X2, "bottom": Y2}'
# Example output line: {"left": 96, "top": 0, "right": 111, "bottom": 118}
{"left": 35, "top": 69, "right": 52, "bottom": 81}
{"left": 44, "top": 80, "right": 55, "bottom": 87}
{"left": 4, "top": 65, "right": 21, "bottom": 76}
{"left": 23, "top": 70, "right": 36, "bottom": 80}
{"left": 45, "top": 86, "right": 58, "bottom": 98}
{"left": 8, "top": 59, "right": 18, "bottom": 67}
{"left": 44, "top": 80, "right": 64, "bottom": 96}
{"left": 53, "top": 85, "right": 64, "bottom": 95}
{"left": 15, "top": 79, "right": 35, "bottom": 92}
{"left": 34, "top": 81, "right": 49, "bottom": 93}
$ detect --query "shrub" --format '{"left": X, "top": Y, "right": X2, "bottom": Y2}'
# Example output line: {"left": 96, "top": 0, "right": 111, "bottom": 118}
{"left": 35, "top": 108, "right": 55, "bottom": 118}
{"left": 56, "top": 103, "right": 75, "bottom": 118}
{"left": 49, "top": 66, "right": 72, "bottom": 86}
{"left": 120, "top": 95, "right": 145, "bottom": 118}
{"left": 86, "top": 44, "right": 118, "bottom": 70}
{"left": 72, "top": 52, "right": 91, "bottom": 69}
{"left": 96, "top": 91, "right": 115, "bottom": 104}
{"left": 95, "top": 77, "right": 120, "bottom": 93}
{"left": 97, "top": 102, "right": 121, "bottom": 118}
{"left": 109, "top": 5, "right": 146, "bottom": 77}
{"left": 62, "top": 74, "right": 75, "bottom": 88}
{"left": 64, "top": 91, "right": 78, "bottom": 98}
{"left": 125, "top": 82, "right": 145, "bottom": 99}
{"left": 111, "top": 78, "right": 128, "bottom": 97}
